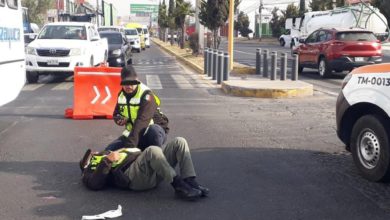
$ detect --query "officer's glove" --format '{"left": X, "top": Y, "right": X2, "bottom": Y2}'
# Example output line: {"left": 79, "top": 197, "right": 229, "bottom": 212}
{"left": 114, "top": 115, "right": 128, "bottom": 126}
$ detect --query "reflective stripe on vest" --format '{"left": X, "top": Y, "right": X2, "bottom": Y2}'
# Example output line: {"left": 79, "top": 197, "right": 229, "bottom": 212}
{"left": 118, "top": 83, "right": 161, "bottom": 137}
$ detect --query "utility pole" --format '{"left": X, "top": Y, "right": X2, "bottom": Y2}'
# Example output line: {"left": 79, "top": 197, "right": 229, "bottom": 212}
{"left": 228, "top": 0, "right": 234, "bottom": 70}
{"left": 258, "top": 0, "right": 263, "bottom": 40}
{"left": 299, "top": 0, "right": 305, "bottom": 16}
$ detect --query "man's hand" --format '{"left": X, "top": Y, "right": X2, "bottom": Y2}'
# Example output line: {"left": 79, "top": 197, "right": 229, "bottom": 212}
{"left": 106, "top": 151, "right": 121, "bottom": 162}
{"left": 114, "top": 115, "right": 127, "bottom": 126}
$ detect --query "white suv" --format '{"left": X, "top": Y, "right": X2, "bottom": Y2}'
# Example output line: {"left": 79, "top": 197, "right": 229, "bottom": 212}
{"left": 336, "top": 63, "right": 390, "bottom": 182}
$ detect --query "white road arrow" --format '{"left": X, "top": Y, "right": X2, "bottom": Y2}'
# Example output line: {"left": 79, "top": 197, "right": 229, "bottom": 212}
{"left": 91, "top": 86, "right": 100, "bottom": 104}
{"left": 101, "top": 86, "right": 111, "bottom": 104}
{"left": 91, "top": 86, "right": 112, "bottom": 104}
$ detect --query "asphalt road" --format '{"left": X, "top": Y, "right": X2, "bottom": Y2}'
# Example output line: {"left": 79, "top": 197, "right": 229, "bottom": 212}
{"left": 1, "top": 43, "right": 390, "bottom": 219}
{"left": 219, "top": 40, "right": 390, "bottom": 95}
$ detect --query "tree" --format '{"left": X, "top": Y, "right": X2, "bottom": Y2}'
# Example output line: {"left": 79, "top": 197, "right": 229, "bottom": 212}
{"left": 234, "top": 11, "right": 252, "bottom": 38}
{"left": 371, "top": 0, "right": 390, "bottom": 35}
{"left": 174, "top": 0, "right": 193, "bottom": 49}
{"left": 168, "top": 0, "right": 176, "bottom": 45}
{"left": 22, "top": 0, "right": 55, "bottom": 26}
{"left": 270, "top": 7, "right": 283, "bottom": 37}
{"left": 269, "top": 4, "right": 299, "bottom": 38}
{"left": 309, "top": 0, "right": 345, "bottom": 11}
{"left": 158, "top": 0, "right": 169, "bottom": 41}
{"left": 198, "top": 0, "right": 241, "bottom": 49}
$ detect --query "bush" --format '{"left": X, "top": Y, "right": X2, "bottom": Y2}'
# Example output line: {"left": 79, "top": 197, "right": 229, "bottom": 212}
{"left": 189, "top": 32, "right": 199, "bottom": 54}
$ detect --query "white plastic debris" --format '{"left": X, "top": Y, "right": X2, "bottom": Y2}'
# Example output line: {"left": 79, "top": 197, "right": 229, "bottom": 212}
{"left": 81, "top": 205, "right": 122, "bottom": 220}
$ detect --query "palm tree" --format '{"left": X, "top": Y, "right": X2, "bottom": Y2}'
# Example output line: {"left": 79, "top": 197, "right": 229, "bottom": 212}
{"left": 175, "top": 0, "right": 193, "bottom": 49}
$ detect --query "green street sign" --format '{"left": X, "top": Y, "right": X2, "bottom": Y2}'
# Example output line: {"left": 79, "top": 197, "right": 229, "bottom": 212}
{"left": 130, "top": 4, "right": 159, "bottom": 13}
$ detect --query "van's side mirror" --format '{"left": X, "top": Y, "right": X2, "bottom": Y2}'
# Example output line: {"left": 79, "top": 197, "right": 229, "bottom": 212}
{"left": 299, "top": 39, "right": 305, "bottom": 44}
{"left": 29, "top": 34, "right": 36, "bottom": 40}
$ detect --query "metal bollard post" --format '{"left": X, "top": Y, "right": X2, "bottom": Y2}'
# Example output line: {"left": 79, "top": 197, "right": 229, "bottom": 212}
{"left": 256, "top": 48, "right": 261, "bottom": 75}
{"left": 280, "top": 53, "right": 287, "bottom": 80}
{"left": 262, "top": 49, "right": 269, "bottom": 78}
{"left": 270, "top": 51, "right": 277, "bottom": 80}
{"left": 207, "top": 48, "right": 212, "bottom": 77}
{"left": 217, "top": 51, "right": 224, "bottom": 84}
{"left": 292, "top": 54, "right": 299, "bottom": 81}
{"left": 204, "top": 48, "right": 208, "bottom": 75}
{"left": 213, "top": 49, "right": 218, "bottom": 80}
{"left": 223, "top": 52, "right": 229, "bottom": 81}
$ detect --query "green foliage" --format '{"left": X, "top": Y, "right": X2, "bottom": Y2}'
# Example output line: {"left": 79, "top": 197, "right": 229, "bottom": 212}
{"left": 269, "top": 3, "right": 299, "bottom": 38}
{"left": 270, "top": 7, "right": 283, "bottom": 37}
{"left": 198, "top": 0, "right": 241, "bottom": 31}
{"left": 309, "top": 0, "right": 345, "bottom": 11}
{"left": 174, "top": 0, "right": 193, "bottom": 48}
{"left": 21, "top": 0, "right": 55, "bottom": 26}
{"left": 158, "top": 0, "right": 169, "bottom": 28}
{"left": 235, "top": 11, "right": 252, "bottom": 37}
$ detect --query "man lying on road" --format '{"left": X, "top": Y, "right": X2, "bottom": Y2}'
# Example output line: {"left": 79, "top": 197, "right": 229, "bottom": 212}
{"left": 80, "top": 137, "right": 210, "bottom": 201}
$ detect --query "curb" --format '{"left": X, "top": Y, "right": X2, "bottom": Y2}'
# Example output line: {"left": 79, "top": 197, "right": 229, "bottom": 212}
{"left": 221, "top": 80, "right": 313, "bottom": 98}
{"left": 152, "top": 38, "right": 314, "bottom": 99}
{"left": 152, "top": 38, "right": 203, "bottom": 74}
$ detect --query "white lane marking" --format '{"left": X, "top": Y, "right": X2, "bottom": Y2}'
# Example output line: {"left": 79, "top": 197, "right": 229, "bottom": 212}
{"left": 234, "top": 50, "right": 255, "bottom": 55}
{"left": 91, "top": 86, "right": 100, "bottom": 104}
{"left": 171, "top": 75, "right": 194, "bottom": 89}
{"left": 146, "top": 75, "right": 163, "bottom": 89}
{"left": 51, "top": 82, "right": 73, "bottom": 90}
{"left": 22, "top": 84, "right": 44, "bottom": 91}
{"left": 134, "top": 65, "right": 178, "bottom": 69}
{"left": 101, "top": 86, "right": 111, "bottom": 104}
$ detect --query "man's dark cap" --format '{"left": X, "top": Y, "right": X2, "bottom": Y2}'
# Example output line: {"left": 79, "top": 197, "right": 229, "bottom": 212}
{"left": 121, "top": 66, "right": 140, "bottom": 85}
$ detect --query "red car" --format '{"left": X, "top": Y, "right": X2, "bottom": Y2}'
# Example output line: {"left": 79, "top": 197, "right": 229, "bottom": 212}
{"left": 297, "top": 28, "right": 382, "bottom": 78}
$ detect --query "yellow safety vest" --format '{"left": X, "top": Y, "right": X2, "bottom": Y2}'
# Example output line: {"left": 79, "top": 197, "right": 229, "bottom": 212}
{"left": 117, "top": 83, "right": 161, "bottom": 137}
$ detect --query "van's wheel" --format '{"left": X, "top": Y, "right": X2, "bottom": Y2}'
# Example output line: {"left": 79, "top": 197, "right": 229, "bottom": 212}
{"left": 26, "top": 71, "right": 39, "bottom": 84}
{"left": 318, "top": 57, "right": 331, "bottom": 78}
{"left": 351, "top": 114, "right": 390, "bottom": 182}
{"left": 280, "top": 39, "right": 285, "bottom": 47}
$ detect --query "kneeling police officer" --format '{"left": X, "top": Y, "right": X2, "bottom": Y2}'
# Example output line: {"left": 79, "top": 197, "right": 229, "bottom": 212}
{"left": 80, "top": 137, "right": 209, "bottom": 200}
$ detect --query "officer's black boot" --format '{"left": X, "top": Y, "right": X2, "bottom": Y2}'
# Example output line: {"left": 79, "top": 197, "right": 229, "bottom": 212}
{"left": 184, "top": 176, "right": 210, "bottom": 197}
{"left": 171, "top": 176, "right": 202, "bottom": 200}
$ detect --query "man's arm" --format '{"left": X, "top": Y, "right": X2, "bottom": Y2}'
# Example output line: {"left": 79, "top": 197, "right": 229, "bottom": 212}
{"left": 126, "top": 91, "right": 157, "bottom": 147}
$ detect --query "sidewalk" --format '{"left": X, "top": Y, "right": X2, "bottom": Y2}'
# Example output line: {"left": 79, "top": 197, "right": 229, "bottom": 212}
{"left": 152, "top": 38, "right": 313, "bottom": 98}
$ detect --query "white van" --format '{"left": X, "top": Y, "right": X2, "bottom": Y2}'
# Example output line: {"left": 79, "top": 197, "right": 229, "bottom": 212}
{"left": 142, "top": 25, "right": 150, "bottom": 48}
{"left": 0, "top": 0, "right": 26, "bottom": 106}
{"left": 124, "top": 28, "right": 141, "bottom": 53}
{"left": 336, "top": 63, "right": 390, "bottom": 182}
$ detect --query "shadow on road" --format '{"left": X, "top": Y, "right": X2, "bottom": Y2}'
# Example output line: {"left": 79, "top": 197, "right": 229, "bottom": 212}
{"left": 1, "top": 148, "right": 390, "bottom": 220}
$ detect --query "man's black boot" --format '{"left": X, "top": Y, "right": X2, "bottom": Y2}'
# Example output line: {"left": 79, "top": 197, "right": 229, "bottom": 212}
{"left": 184, "top": 176, "right": 210, "bottom": 197}
{"left": 171, "top": 176, "right": 202, "bottom": 200}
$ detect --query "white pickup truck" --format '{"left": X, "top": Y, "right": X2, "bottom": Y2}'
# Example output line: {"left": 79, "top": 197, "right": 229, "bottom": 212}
{"left": 26, "top": 22, "right": 108, "bottom": 83}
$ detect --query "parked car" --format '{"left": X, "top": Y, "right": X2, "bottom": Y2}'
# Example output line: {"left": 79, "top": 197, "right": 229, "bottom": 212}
{"left": 99, "top": 31, "right": 132, "bottom": 67}
{"left": 336, "top": 63, "right": 390, "bottom": 182}
{"left": 297, "top": 28, "right": 382, "bottom": 78}
{"left": 26, "top": 22, "right": 108, "bottom": 83}
{"left": 124, "top": 28, "right": 141, "bottom": 53}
